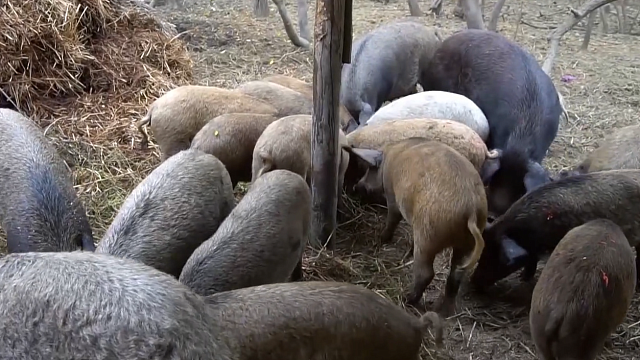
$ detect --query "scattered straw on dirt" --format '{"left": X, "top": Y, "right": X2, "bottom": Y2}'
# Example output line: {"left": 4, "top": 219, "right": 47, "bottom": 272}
{"left": 0, "top": 0, "right": 192, "bottom": 232}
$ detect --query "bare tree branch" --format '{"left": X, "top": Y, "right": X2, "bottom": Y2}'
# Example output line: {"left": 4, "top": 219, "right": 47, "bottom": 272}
{"left": 487, "top": 0, "right": 507, "bottom": 31}
{"left": 273, "top": 0, "right": 310, "bottom": 49}
{"left": 542, "top": 0, "right": 617, "bottom": 75}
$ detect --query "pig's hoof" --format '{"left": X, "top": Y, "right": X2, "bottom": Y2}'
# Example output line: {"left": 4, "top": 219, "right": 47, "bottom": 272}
{"left": 403, "top": 292, "right": 422, "bottom": 307}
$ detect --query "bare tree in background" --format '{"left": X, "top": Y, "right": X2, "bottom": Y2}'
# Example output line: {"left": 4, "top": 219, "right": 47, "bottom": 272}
{"left": 581, "top": 9, "right": 598, "bottom": 50}
{"left": 542, "top": 0, "right": 617, "bottom": 75}
{"left": 487, "top": 0, "right": 508, "bottom": 31}
{"left": 462, "top": 0, "right": 485, "bottom": 29}
{"left": 253, "top": 0, "right": 311, "bottom": 49}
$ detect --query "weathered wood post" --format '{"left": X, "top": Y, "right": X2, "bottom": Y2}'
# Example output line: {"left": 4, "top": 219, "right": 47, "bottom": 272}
{"left": 310, "top": 0, "right": 352, "bottom": 249}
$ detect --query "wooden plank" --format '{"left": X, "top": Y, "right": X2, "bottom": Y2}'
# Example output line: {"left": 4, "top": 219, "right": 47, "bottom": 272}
{"left": 310, "top": 0, "right": 349, "bottom": 249}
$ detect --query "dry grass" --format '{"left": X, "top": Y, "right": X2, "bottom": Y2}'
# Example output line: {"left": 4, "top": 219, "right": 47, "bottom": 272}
{"left": 0, "top": 0, "right": 192, "bottom": 231}
{"left": 0, "top": 0, "right": 639, "bottom": 358}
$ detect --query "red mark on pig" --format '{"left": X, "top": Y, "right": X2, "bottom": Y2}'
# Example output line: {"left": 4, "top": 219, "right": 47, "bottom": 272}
{"left": 601, "top": 270, "right": 609, "bottom": 287}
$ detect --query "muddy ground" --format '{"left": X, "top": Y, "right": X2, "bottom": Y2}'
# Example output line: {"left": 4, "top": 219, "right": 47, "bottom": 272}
{"left": 151, "top": 0, "right": 639, "bottom": 358}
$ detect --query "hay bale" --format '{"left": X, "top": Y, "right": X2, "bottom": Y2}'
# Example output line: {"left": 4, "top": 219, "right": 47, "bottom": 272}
{"left": 0, "top": 0, "right": 193, "bottom": 242}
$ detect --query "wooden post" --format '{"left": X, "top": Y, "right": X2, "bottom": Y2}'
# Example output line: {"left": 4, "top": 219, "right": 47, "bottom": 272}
{"left": 310, "top": 0, "right": 349, "bottom": 249}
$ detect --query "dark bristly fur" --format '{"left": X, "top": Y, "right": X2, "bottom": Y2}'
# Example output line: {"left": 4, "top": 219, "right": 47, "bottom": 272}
{"left": 205, "top": 281, "right": 444, "bottom": 360}
{"left": 530, "top": 219, "right": 636, "bottom": 360}
{"left": 0, "top": 109, "right": 94, "bottom": 253}
{"left": 422, "top": 29, "right": 561, "bottom": 217}
{"left": 179, "top": 170, "right": 311, "bottom": 296}
{"left": 96, "top": 149, "right": 236, "bottom": 278}
{"left": 0, "top": 252, "right": 232, "bottom": 359}
{"left": 471, "top": 170, "right": 640, "bottom": 288}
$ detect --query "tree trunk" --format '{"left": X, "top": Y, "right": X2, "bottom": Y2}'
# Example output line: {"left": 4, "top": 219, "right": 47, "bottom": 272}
{"left": 463, "top": 0, "right": 485, "bottom": 29}
{"left": 273, "top": 0, "right": 310, "bottom": 49}
{"left": 542, "top": 0, "right": 617, "bottom": 75}
{"left": 599, "top": 6, "right": 609, "bottom": 33}
{"left": 297, "top": 0, "right": 311, "bottom": 41}
{"left": 581, "top": 9, "right": 597, "bottom": 50}
{"left": 487, "top": 0, "right": 508, "bottom": 31}
{"left": 310, "top": 0, "right": 347, "bottom": 249}
{"left": 408, "top": 0, "right": 424, "bottom": 16}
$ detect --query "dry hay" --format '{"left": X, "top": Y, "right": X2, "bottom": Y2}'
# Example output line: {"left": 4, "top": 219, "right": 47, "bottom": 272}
{"left": 0, "top": 0, "right": 192, "bottom": 236}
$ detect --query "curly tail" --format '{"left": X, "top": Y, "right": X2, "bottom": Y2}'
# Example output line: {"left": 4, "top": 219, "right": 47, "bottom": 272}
{"left": 419, "top": 311, "right": 444, "bottom": 346}
{"left": 462, "top": 211, "right": 485, "bottom": 271}
{"left": 134, "top": 111, "right": 152, "bottom": 149}
{"left": 253, "top": 0, "right": 270, "bottom": 17}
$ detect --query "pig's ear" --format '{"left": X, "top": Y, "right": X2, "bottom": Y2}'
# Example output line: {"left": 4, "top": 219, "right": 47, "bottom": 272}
{"left": 499, "top": 237, "right": 529, "bottom": 267}
{"left": 480, "top": 150, "right": 502, "bottom": 185}
{"left": 347, "top": 148, "right": 383, "bottom": 167}
{"left": 524, "top": 161, "right": 551, "bottom": 193}
{"left": 343, "top": 118, "right": 360, "bottom": 134}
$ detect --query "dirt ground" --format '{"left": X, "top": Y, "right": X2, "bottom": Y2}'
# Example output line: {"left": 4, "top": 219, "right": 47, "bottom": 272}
{"left": 0, "top": 0, "right": 621, "bottom": 358}
{"left": 143, "top": 0, "right": 640, "bottom": 359}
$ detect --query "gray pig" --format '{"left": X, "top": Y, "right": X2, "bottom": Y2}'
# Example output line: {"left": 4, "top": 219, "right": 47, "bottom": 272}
{"left": 0, "top": 109, "right": 94, "bottom": 253}
{"left": 340, "top": 19, "right": 443, "bottom": 131}
{"left": 179, "top": 170, "right": 311, "bottom": 296}
{"left": 0, "top": 251, "right": 232, "bottom": 359}
{"left": 206, "top": 281, "right": 444, "bottom": 360}
{"left": 96, "top": 149, "right": 236, "bottom": 278}
{"left": 558, "top": 124, "right": 640, "bottom": 178}
{"left": 530, "top": 219, "right": 636, "bottom": 360}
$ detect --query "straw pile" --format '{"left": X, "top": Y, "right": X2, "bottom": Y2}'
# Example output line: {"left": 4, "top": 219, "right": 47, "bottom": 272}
{"left": 0, "top": 0, "right": 193, "bottom": 238}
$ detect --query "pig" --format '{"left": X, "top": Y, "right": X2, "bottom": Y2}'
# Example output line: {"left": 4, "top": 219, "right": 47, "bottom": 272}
{"left": 234, "top": 81, "right": 314, "bottom": 118}
{"left": 252, "top": 114, "right": 350, "bottom": 209}
{"left": 365, "top": 91, "right": 490, "bottom": 142}
{"left": 340, "top": 20, "right": 443, "bottom": 131}
{"left": 179, "top": 170, "right": 311, "bottom": 296}
{"left": 345, "top": 119, "right": 499, "bottom": 200}
{"left": 470, "top": 170, "right": 640, "bottom": 288}
{"left": 530, "top": 219, "right": 636, "bottom": 360}
{"left": 261, "top": 74, "right": 356, "bottom": 132}
{"left": 135, "top": 85, "right": 278, "bottom": 160}
{"left": 558, "top": 124, "right": 640, "bottom": 179}
{"left": 347, "top": 138, "right": 487, "bottom": 316}
{"left": 0, "top": 251, "right": 232, "bottom": 359}
{"left": 421, "top": 29, "right": 562, "bottom": 217}
{"left": 96, "top": 149, "right": 236, "bottom": 278}
{"left": 190, "top": 113, "right": 279, "bottom": 188}
{"left": 0, "top": 109, "right": 94, "bottom": 253}
{"left": 206, "top": 281, "right": 444, "bottom": 360}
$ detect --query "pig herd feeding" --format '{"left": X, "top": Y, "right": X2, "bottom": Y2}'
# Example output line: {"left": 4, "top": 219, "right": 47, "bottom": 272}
{"left": 0, "top": 20, "right": 638, "bottom": 360}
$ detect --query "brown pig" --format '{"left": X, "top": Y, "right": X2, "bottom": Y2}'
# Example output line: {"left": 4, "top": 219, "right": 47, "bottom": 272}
{"left": 190, "top": 113, "right": 279, "bottom": 188}
{"left": 347, "top": 138, "right": 487, "bottom": 316}
{"left": 261, "top": 74, "right": 355, "bottom": 132}
{"left": 345, "top": 118, "right": 498, "bottom": 204}
{"left": 135, "top": 86, "right": 278, "bottom": 160}
{"left": 252, "top": 115, "right": 351, "bottom": 211}
{"left": 234, "top": 81, "right": 313, "bottom": 118}
{"left": 206, "top": 281, "right": 444, "bottom": 360}
{"left": 530, "top": 219, "right": 636, "bottom": 360}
